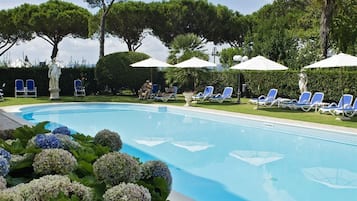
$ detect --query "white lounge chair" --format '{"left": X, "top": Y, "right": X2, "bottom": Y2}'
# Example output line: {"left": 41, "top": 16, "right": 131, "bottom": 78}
{"left": 319, "top": 94, "right": 353, "bottom": 114}
{"left": 25, "top": 79, "right": 37, "bottom": 98}
{"left": 333, "top": 98, "right": 357, "bottom": 117}
{"left": 0, "top": 83, "right": 4, "bottom": 101}
{"left": 192, "top": 86, "right": 214, "bottom": 101}
{"left": 15, "top": 79, "right": 26, "bottom": 98}
{"left": 290, "top": 92, "right": 324, "bottom": 112}
{"left": 209, "top": 87, "right": 233, "bottom": 103}
{"left": 249, "top": 88, "right": 278, "bottom": 106}
{"left": 74, "top": 79, "right": 86, "bottom": 97}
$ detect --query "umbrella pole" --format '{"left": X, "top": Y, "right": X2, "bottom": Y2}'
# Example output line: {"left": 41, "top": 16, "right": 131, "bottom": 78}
{"left": 150, "top": 68, "right": 153, "bottom": 83}
{"left": 236, "top": 72, "right": 241, "bottom": 104}
{"left": 336, "top": 67, "right": 350, "bottom": 121}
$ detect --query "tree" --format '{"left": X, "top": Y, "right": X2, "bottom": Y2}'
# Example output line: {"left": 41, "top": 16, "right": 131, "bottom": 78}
{"left": 0, "top": 4, "right": 35, "bottom": 57}
{"left": 320, "top": 0, "right": 336, "bottom": 58}
{"left": 106, "top": 1, "right": 148, "bottom": 51}
{"left": 85, "top": 0, "right": 125, "bottom": 58}
{"left": 165, "top": 33, "right": 209, "bottom": 91}
{"left": 30, "top": 0, "right": 90, "bottom": 59}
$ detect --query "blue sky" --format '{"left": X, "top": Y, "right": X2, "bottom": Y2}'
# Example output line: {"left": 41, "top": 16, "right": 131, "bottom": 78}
{"left": 1, "top": 0, "right": 273, "bottom": 66}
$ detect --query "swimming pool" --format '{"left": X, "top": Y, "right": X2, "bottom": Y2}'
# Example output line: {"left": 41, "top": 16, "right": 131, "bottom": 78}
{"left": 11, "top": 103, "right": 357, "bottom": 201}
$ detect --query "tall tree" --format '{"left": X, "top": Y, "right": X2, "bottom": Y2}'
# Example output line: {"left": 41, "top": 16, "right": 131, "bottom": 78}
{"left": 85, "top": 0, "right": 125, "bottom": 58}
{"left": 0, "top": 4, "right": 35, "bottom": 57}
{"left": 106, "top": 1, "right": 148, "bottom": 51}
{"left": 30, "top": 0, "right": 90, "bottom": 59}
{"left": 320, "top": 0, "right": 335, "bottom": 58}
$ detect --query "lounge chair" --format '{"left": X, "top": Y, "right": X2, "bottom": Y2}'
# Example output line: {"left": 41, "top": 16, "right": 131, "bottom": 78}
{"left": 25, "top": 79, "right": 37, "bottom": 97}
{"left": 280, "top": 91, "right": 312, "bottom": 109}
{"left": 0, "top": 83, "right": 4, "bottom": 101}
{"left": 289, "top": 92, "right": 324, "bottom": 112}
{"left": 333, "top": 98, "right": 357, "bottom": 117}
{"left": 209, "top": 87, "right": 233, "bottom": 103}
{"left": 192, "top": 86, "right": 214, "bottom": 101}
{"left": 74, "top": 79, "right": 86, "bottom": 97}
{"left": 154, "top": 86, "right": 178, "bottom": 102}
{"left": 319, "top": 94, "right": 353, "bottom": 114}
{"left": 14, "top": 79, "right": 26, "bottom": 98}
{"left": 249, "top": 88, "right": 278, "bottom": 106}
{"left": 150, "top": 84, "right": 160, "bottom": 99}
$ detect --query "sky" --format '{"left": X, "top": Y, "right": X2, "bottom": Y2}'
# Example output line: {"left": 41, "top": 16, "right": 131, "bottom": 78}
{"left": 0, "top": 0, "right": 273, "bottom": 66}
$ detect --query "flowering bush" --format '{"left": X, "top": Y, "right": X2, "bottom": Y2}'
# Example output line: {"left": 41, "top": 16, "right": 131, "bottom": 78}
{"left": 0, "top": 148, "right": 11, "bottom": 161}
{"left": 103, "top": 183, "right": 151, "bottom": 201}
{"left": 55, "top": 134, "right": 80, "bottom": 150}
{"left": 52, "top": 126, "right": 71, "bottom": 136}
{"left": 34, "top": 134, "right": 62, "bottom": 149}
{"left": 94, "top": 129, "right": 122, "bottom": 151}
{"left": 0, "top": 175, "right": 93, "bottom": 201}
{"left": 0, "top": 176, "right": 7, "bottom": 190}
{"left": 0, "top": 157, "right": 10, "bottom": 177}
{"left": 33, "top": 149, "right": 77, "bottom": 175}
{"left": 93, "top": 152, "right": 140, "bottom": 186}
{"left": 141, "top": 160, "right": 172, "bottom": 190}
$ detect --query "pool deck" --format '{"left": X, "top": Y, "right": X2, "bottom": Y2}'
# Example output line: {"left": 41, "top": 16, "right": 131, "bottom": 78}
{"left": 1, "top": 103, "right": 357, "bottom": 201}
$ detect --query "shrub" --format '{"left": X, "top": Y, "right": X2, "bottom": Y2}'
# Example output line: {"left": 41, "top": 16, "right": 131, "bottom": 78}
{"left": 0, "top": 157, "right": 10, "bottom": 177}
{"left": 34, "top": 134, "right": 62, "bottom": 149}
{"left": 94, "top": 129, "right": 122, "bottom": 151}
{"left": 103, "top": 183, "right": 151, "bottom": 201}
{"left": 0, "top": 148, "right": 11, "bottom": 161}
{"left": 0, "top": 129, "right": 15, "bottom": 140}
{"left": 52, "top": 126, "right": 71, "bottom": 136}
{"left": 33, "top": 149, "right": 77, "bottom": 175}
{"left": 0, "top": 175, "right": 93, "bottom": 201}
{"left": 141, "top": 160, "right": 172, "bottom": 190}
{"left": 55, "top": 134, "right": 80, "bottom": 150}
{"left": 93, "top": 152, "right": 140, "bottom": 186}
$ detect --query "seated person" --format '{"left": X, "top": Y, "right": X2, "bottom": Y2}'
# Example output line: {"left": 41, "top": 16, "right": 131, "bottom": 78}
{"left": 138, "top": 80, "right": 152, "bottom": 99}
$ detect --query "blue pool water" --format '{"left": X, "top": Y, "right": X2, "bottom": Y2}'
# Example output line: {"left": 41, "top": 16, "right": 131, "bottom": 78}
{"left": 13, "top": 103, "right": 357, "bottom": 201}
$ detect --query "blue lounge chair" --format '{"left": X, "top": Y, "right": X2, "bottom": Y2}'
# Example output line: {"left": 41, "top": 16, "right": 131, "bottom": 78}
{"left": 74, "top": 79, "right": 86, "bottom": 97}
{"left": 290, "top": 92, "right": 325, "bottom": 112}
{"left": 15, "top": 79, "right": 26, "bottom": 98}
{"left": 0, "top": 83, "right": 4, "bottom": 101}
{"left": 192, "top": 86, "right": 214, "bottom": 101}
{"left": 25, "top": 79, "right": 37, "bottom": 97}
{"left": 333, "top": 98, "right": 357, "bottom": 117}
{"left": 249, "top": 88, "right": 278, "bottom": 106}
{"left": 281, "top": 91, "right": 312, "bottom": 109}
{"left": 319, "top": 94, "right": 353, "bottom": 114}
{"left": 209, "top": 87, "right": 233, "bottom": 103}
{"left": 154, "top": 86, "right": 178, "bottom": 102}
{"left": 150, "top": 84, "right": 160, "bottom": 98}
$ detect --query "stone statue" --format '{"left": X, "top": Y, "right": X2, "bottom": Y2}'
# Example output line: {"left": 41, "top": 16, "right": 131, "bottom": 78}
{"left": 48, "top": 58, "right": 61, "bottom": 90}
{"left": 48, "top": 58, "right": 61, "bottom": 99}
{"left": 298, "top": 72, "right": 308, "bottom": 93}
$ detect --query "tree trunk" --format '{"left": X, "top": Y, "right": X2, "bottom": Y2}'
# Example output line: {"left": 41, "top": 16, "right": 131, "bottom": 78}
{"left": 51, "top": 42, "right": 59, "bottom": 60}
{"left": 99, "top": 14, "right": 105, "bottom": 58}
{"left": 320, "top": 0, "right": 334, "bottom": 58}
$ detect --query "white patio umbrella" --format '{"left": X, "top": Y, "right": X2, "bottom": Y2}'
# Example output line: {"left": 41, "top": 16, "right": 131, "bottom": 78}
{"left": 230, "top": 56, "right": 288, "bottom": 106}
{"left": 174, "top": 57, "right": 217, "bottom": 68}
{"left": 130, "top": 57, "right": 174, "bottom": 82}
{"left": 303, "top": 53, "right": 357, "bottom": 119}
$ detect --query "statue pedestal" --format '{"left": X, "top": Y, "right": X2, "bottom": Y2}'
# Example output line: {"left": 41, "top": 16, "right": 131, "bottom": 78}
{"left": 183, "top": 92, "right": 194, "bottom": 107}
{"left": 49, "top": 88, "right": 60, "bottom": 100}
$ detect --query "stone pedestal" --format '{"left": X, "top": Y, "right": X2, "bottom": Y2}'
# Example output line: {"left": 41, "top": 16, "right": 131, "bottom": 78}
{"left": 49, "top": 88, "right": 60, "bottom": 100}
{"left": 183, "top": 92, "right": 194, "bottom": 107}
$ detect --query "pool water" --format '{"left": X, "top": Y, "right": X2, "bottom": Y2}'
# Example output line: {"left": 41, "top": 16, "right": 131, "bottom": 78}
{"left": 15, "top": 103, "right": 357, "bottom": 201}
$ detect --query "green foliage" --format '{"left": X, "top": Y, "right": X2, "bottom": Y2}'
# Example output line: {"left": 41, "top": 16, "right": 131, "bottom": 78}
{"left": 95, "top": 51, "right": 151, "bottom": 93}
{"left": 138, "top": 177, "right": 170, "bottom": 201}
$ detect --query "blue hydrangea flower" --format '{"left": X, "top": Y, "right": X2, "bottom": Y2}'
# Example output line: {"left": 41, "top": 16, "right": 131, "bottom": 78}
{"left": 52, "top": 126, "right": 71, "bottom": 136}
{"left": 0, "top": 148, "right": 11, "bottom": 162}
{"left": 35, "top": 134, "right": 62, "bottom": 149}
{"left": 0, "top": 157, "right": 10, "bottom": 177}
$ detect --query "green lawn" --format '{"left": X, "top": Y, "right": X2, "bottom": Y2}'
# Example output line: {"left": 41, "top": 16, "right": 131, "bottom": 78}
{"left": 1, "top": 95, "right": 356, "bottom": 129}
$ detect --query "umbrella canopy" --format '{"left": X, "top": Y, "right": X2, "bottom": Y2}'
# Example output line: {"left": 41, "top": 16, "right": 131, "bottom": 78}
{"left": 230, "top": 55, "right": 288, "bottom": 70}
{"left": 130, "top": 58, "right": 173, "bottom": 68}
{"left": 303, "top": 53, "right": 357, "bottom": 69}
{"left": 174, "top": 57, "right": 217, "bottom": 68}
{"left": 130, "top": 58, "right": 173, "bottom": 81}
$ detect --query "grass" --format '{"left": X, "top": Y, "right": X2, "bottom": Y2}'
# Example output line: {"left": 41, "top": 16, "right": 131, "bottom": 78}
{"left": 1, "top": 95, "right": 357, "bottom": 129}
